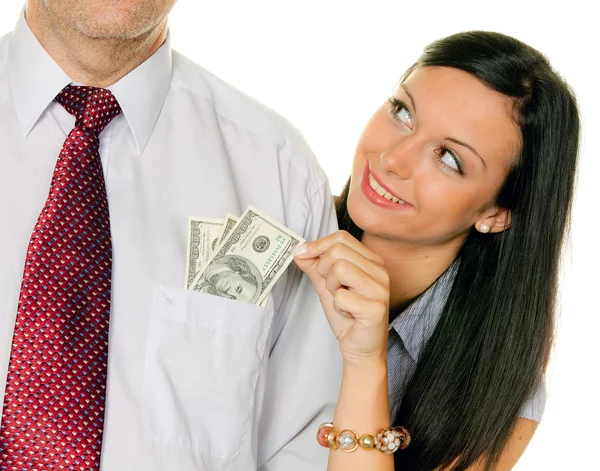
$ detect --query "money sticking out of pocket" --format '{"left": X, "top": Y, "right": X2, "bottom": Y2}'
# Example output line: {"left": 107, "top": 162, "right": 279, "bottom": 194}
{"left": 184, "top": 217, "right": 225, "bottom": 289}
{"left": 186, "top": 206, "right": 304, "bottom": 306}
{"left": 218, "top": 214, "right": 238, "bottom": 245}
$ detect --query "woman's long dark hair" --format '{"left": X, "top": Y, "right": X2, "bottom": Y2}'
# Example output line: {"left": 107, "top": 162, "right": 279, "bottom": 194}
{"left": 336, "top": 31, "right": 580, "bottom": 470}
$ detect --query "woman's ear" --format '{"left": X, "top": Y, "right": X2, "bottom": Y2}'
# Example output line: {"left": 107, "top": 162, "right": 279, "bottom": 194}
{"left": 475, "top": 207, "right": 511, "bottom": 234}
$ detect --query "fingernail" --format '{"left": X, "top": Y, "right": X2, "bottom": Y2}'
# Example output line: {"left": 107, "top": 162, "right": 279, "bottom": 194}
{"left": 292, "top": 244, "right": 307, "bottom": 257}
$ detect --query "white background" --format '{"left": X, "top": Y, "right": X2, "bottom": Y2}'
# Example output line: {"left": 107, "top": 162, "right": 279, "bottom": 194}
{"left": 1, "top": 1, "right": 598, "bottom": 469}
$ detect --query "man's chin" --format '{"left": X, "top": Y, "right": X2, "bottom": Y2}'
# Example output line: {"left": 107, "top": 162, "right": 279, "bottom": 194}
{"left": 73, "top": 22, "right": 146, "bottom": 41}
{"left": 69, "top": 8, "right": 159, "bottom": 41}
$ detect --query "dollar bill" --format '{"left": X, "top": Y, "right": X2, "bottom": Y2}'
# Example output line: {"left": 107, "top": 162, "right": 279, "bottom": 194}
{"left": 185, "top": 217, "right": 224, "bottom": 289}
{"left": 259, "top": 294, "right": 270, "bottom": 308}
{"left": 189, "top": 206, "right": 304, "bottom": 305}
{"left": 218, "top": 214, "right": 238, "bottom": 244}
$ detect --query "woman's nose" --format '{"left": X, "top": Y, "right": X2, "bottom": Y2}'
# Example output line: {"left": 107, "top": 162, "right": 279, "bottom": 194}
{"left": 380, "top": 137, "right": 421, "bottom": 180}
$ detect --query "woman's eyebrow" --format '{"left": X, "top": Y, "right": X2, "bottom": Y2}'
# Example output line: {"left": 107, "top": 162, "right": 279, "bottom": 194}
{"left": 400, "top": 84, "right": 416, "bottom": 112}
{"left": 446, "top": 138, "right": 487, "bottom": 170}
{"left": 402, "top": 83, "right": 487, "bottom": 171}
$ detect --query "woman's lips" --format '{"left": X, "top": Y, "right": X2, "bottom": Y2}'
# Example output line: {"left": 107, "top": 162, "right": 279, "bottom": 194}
{"left": 360, "top": 166, "right": 413, "bottom": 210}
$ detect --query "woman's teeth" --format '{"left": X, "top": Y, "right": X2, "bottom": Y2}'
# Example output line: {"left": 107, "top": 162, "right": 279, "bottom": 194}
{"left": 369, "top": 174, "right": 406, "bottom": 204}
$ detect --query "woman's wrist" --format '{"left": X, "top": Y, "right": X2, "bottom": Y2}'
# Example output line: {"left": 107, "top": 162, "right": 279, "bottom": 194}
{"left": 335, "top": 353, "right": 390, "bottom": 426}
{"left": 342, "top": 352, "right": 388, "bottom": 377}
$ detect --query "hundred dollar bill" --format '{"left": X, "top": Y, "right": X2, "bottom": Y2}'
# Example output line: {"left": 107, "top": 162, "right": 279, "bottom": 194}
{"left": 259, "top": 294, "right": 270, "bottom": 308}
{"left": 185, "top": 217, "right": 224, "bottom": 289}
{"left": 218, "top": 214, "right": 238, "bottom": 244}
{"left": 189, "top": 206, "right": 304, "bottom": 305}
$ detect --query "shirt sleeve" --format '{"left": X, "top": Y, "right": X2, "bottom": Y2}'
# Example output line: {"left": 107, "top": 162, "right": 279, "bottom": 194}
{"left": 518, "top": 378, "right": 547, "bottom": 423}
{"left": 257, "top": 179, "right": 343, "bottom": 470}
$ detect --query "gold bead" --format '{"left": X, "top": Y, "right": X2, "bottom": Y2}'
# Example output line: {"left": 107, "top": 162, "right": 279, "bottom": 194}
{"left": 359, "top": 434, "right": 375, "bottom": 449}
{"left": 328, "top": 428, "right": 339, "bottom": 449}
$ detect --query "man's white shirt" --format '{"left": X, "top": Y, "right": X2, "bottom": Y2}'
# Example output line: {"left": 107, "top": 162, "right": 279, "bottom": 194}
{"left": 0, "top": 12, "right": 342, "bottom": 470}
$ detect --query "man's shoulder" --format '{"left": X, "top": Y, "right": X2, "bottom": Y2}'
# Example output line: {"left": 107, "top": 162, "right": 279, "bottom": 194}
{"left": 170, "top": 51, "right": 326, "bottom": 185}
{"left": 170, "top": 51, "right": 291, "bottom": 145}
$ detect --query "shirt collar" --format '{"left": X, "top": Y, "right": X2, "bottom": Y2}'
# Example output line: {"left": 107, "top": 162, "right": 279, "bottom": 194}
{"left": 8, "top": 10, "right": 71, "bottom": 137}
{"left": 107, "top": 35, "right": 172, "bottom": 155}
{"left": 389, "top": 261, "right": 459, "bottom": 362}
{"left": 8, "top": 10, "right": 172, "bottom": 155}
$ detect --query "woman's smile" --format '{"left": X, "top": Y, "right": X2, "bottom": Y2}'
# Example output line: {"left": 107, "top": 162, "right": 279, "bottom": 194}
{"left": 360, "top": 165, "right": 413, "bottom": 211}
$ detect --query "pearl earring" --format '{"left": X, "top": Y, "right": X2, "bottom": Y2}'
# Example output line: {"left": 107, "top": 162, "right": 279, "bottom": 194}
{"left": 480, "top": 223, "right": 490, "bottom": 233}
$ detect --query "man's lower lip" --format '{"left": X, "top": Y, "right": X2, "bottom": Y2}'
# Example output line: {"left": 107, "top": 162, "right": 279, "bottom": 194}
{"left": 360, "top": 167, "right": 411, "bottom": 210}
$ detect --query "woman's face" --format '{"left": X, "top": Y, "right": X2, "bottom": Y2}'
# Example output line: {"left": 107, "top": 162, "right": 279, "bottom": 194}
{"left": 347, "top": 66, "right": 522, "bottom": 245}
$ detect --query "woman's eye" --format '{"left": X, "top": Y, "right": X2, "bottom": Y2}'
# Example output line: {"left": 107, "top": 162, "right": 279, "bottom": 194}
{"left": 388, "top": 98, "right": 413, "bottom": 129}
{"left": 439, "top": 147, "right": 463, "bottom": 174}
{"left": 396, "top": 106, "right": 412, "bottom": 127}
{"left": 235, "top": 285, "right": 243, "bottom": 294}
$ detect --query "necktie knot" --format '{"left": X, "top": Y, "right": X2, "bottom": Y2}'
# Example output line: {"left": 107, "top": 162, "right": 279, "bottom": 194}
{"left": 56, "top": 85, "right": 122, "bottom": 135}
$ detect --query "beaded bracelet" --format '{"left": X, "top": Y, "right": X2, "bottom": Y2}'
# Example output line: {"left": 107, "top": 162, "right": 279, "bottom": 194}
{"left": 317, "top": 422, "right": 411, "bottom": 454}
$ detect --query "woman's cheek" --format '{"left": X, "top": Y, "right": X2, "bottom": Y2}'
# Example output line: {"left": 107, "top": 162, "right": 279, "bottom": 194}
{"left": 418, "top": 181, "right": 474, "bottom": 226}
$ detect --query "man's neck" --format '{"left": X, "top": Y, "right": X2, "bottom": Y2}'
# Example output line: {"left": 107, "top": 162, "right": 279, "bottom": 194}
{"left": 25, "top": 7, "right": 168, "bottom": 88}
{"left": 362, "top": 232, "right": 465, "bottom": 317}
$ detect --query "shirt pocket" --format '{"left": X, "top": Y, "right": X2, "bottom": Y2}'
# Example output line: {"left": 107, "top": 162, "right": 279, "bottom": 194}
{"left": 142, "top": 284, "right": 274, "bottom": 459}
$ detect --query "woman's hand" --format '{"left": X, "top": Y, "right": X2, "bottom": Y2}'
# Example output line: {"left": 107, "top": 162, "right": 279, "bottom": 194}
{"left": 293, "top": 230, "right": 390, "bottom": 368}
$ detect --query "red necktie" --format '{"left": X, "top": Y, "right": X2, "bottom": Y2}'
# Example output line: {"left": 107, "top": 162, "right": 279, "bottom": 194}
{"left": 0, "top": 86, "right": 121, "bottom": 470}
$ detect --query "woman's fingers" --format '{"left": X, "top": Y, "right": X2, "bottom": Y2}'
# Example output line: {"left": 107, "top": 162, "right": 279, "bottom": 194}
{"left": 325, "top": 259, "right": 389, "bottom": 306}
{"left": 293, "top": 230, "right": 384, "bottom": 265}
{"left": 293, "top": 256, "right": 329, "bottom": 298}
{"left": 294, "top": 231, "right": 390, "bottom": 338}
{"left": 294, "top": 234, "right": 391, "bottom": 364}
{"left": 316, "top": 242, "right": 389, "bottom": 287}
{"left": 294, "top": 234, "right": 391, "bottom": 361}
{"left": 332, "top": 288, "right": 388, "bottom": 326}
